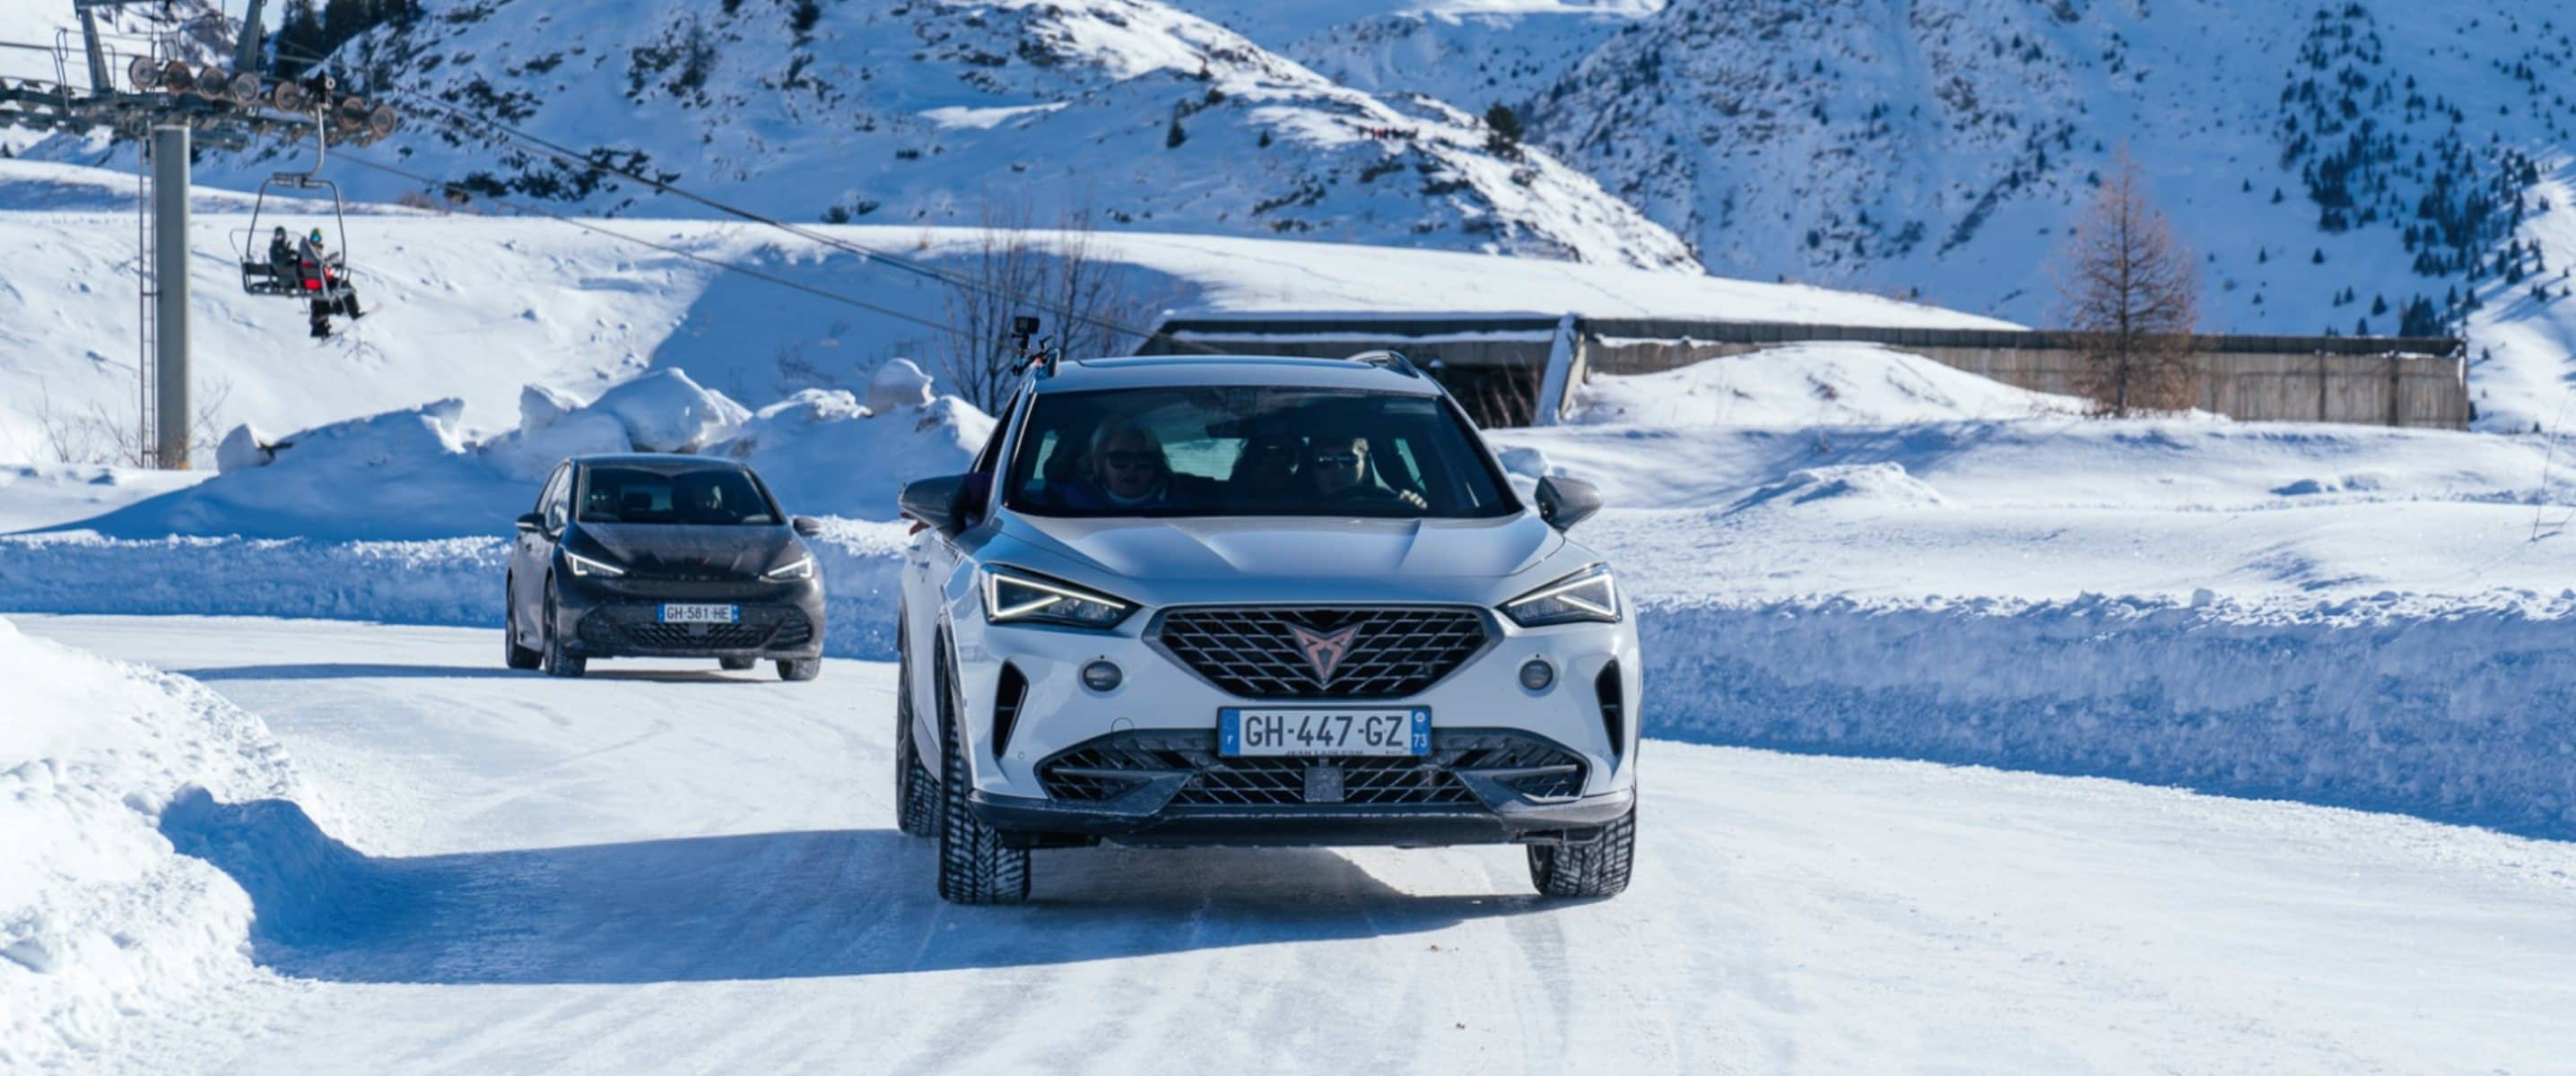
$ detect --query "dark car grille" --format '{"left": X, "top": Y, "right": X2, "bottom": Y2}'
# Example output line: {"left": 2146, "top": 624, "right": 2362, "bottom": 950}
{"left": 576, "top": 604, "right": 812, "bottom": 651}
{"left": 1038, "top": 730, "right": 1585, "bottom": 808}
{"left": 1153, "top": 606, "right": 1491, "bottom": 699}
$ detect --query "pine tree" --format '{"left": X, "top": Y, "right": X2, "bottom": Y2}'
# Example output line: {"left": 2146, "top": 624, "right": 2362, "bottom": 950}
{"left": 1484, "top": 103, "right": 1524, "bottom": 159}
{"left": 274, "top": 0, "right": 325, "bottom": 74}
{"left": 1164, "top": 114, "right": 1186, "bottom": 149}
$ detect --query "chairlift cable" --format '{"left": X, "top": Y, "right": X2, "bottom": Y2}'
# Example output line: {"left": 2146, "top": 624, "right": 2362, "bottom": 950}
{"left": 328, "top": 149, "right": 979, "bottom": 343}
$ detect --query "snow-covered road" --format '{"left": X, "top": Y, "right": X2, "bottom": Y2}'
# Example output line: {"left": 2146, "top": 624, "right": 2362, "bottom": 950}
{"left": 18, "top": 615, "right": 2573, "bottom": 1075}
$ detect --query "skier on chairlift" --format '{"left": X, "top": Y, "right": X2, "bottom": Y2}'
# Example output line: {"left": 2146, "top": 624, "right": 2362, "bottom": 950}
{"left": 296, "top": 226, "right": 363, "bottom": 337}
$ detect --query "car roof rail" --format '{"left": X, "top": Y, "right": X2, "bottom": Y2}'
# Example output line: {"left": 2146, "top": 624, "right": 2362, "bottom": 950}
{"left": 1343, "top": 349, "right": 1423, "bottom": 377}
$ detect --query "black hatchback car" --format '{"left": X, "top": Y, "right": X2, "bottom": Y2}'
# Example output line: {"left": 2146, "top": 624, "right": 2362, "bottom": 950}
{"left": 505, "top": 454, "right": 828, "bottom": 681}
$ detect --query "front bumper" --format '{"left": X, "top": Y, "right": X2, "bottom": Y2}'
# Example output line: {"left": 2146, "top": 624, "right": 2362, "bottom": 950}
{"left": 556, "top": 575, "right": 825, "bottom": 659}
{"left": 969, "top": 785, "right": 1635, "bottom": 848}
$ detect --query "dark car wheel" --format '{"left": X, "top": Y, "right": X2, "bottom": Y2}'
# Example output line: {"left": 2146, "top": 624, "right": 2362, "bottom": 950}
{"left": 777, "top": 657, "right": 822, "bottom": 681}
{"left": 539, "top": 584, "right": 586, "bottom": 678}
{"left": 893, "top": 623, "right": 936, "bottom": 837}
{"left": 935, "top": 641, "right": 1028, "bottom": 905}
{"left": 1527, "top": 806, "right": 1636, "bottom": 898}
{"left": 503, "top": 577, "right": 541, "bottom": 670}
{"left": 719, "top": 656, "right": 757, "bottom": 672}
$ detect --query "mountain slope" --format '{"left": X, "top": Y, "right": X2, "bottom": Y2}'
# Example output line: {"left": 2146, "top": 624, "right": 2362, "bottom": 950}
{"left": 221, "top": 0, "right": 1698, "bottom": 270}
{"left": 1521, "top": 0, "right": 2576, "bottom": 427}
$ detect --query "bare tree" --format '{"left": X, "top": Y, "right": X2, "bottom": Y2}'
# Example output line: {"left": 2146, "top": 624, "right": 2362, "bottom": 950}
{"left": 2055, "top": 154, "right": 2202, "bottom": 415}
{"left": 30, "top": 378, "right": 233, "bottom": 467}
{"left": 936, "top": 203, "right": 1154, "bottom": 413}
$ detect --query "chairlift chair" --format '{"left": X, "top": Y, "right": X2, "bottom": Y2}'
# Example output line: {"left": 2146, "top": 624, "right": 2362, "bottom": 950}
{"left": 235, "top": 105, "right": 356, "bottom": 312}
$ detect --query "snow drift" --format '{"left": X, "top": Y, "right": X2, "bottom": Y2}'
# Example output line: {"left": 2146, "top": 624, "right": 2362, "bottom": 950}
{"left": 44, "top": 369, "right": 987, "bottom": 541}
{"left": 0, "top": 615, "right": 302, "bottom": 1072}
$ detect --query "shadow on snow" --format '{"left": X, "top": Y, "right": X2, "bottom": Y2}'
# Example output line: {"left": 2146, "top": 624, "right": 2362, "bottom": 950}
{"left": 158, "top": 788, "right": 1548, "bottom": 986}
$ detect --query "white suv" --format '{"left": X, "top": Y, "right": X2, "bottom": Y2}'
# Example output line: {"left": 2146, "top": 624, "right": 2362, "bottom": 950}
{"left": 892, "top": 352, "right": 1640, "bottom": 904}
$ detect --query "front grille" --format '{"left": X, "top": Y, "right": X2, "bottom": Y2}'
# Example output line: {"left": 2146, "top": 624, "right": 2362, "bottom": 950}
{"left": 1153, "top": 606, "right": 1490, "bottom": 699}
{"left": 576, "top": 604, "right": 810, "bottom": 651}
{"left": 1037, "top": 730, "right": 1584, "bottom": 808}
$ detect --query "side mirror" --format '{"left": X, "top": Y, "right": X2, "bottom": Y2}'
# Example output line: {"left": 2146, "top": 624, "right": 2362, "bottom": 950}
{"left": 515, "top": 512, "right": 544, "bottom": 534}
{"left": 790, "top": 516, "right": 823, "bottom": 538}
{"left": 1534, "top": 475, "right": 1603, "bottom": 532}
{"left": 899, "top": 473, "right": 970, "bottom": 537}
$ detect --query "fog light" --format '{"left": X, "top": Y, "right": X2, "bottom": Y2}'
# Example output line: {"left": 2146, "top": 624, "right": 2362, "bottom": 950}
{"left": 1519, "top": 657, "right": 1555, "bottom": 692}
{"left": 1081, "top": 660, "right": 1122, "bottom": 692}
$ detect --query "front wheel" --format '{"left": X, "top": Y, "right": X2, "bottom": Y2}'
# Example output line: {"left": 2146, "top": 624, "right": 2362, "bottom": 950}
{"left": 935, "top": 644, "right": 1029, "bottom": 905}
{"left": 777, "top": 657, "right": 821, "bottom": 681}
{"left": 503, "top": 577, "right": 541, "bottom": 670}
{"left": 1527, "top": 806, "right": 1636, "bottom": 898}
{"left": 538, "top": 585, "right": 586, "bottom": 678}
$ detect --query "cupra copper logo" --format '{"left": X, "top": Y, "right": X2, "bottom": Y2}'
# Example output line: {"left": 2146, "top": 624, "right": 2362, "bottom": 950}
{"left": 1286, "top": 623, "right": 1361, "bottom": 683}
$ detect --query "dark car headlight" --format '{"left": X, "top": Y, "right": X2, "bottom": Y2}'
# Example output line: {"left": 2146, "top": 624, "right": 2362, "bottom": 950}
{"left": 980, "top": 568, "right": 1134, "bottom": 629}
{"left": 1503, "top": 564, "right": 1618, "bottom": 627}
{"left": 563, "top": 550, "right": 626, "bottom": 578}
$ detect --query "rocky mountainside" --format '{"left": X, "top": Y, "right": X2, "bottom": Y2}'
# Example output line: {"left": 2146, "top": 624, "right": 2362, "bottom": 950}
{"left": 237, "top": 0, "right": 1697, "bottom": 270}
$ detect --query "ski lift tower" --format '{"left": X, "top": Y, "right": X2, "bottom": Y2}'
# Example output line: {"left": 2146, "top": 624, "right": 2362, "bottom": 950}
{"left": 0, "top": 1, "right": 396, "bottom": 467}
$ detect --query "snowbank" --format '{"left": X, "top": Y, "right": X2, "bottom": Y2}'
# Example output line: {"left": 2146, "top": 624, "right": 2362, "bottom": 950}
{"left": 709, "top": 387, "right": 991, "bottom": 520}
{"left": 0, "top": 616, "right": 298, "bottom": 1072}
{"left": 1635, "top": 592, "right": 2576, "bottom": 837}
{"left": 40, "top": 369, "right": 987, "bottom": 540}
{"left": 1568, "top": 342, "right": 2084, "bottom": 427}
{"left": 0, "top": 526, "right": 911, "bottom": 659}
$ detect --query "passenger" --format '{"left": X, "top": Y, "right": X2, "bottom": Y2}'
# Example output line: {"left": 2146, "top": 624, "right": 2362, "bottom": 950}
{"left": 296, "top": 227, "right": 364, "bottom": 337}
{"left": 1226, "top": 433, "right": 1304, "bottom": 508}
{"left": 1056, "top": 421, "right": 1215, "bottom": 510}
{"left": 265, "top": 227, "right": 295, "bottom": 282}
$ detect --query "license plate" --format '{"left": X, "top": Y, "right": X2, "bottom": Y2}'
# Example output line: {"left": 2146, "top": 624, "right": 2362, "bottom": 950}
{"left": 658, "top": 603, "right": 738, "bottom": 624}
{"left": 1221, "top": 707, "right": 1430, "bottom": 757}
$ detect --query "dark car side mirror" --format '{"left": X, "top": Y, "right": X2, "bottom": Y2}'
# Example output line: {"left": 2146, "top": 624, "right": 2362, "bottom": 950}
{"left": 899, "top": 474, "right": 971, "bottom": 537}
{"left": 515, "top": 512, "right": 544, "bottom": 534}
{"left": 1535, "top": 475, "right": 1603, "bottom": 532}
{"left": 790, "top": 516, "right": 823, "bottom": 538}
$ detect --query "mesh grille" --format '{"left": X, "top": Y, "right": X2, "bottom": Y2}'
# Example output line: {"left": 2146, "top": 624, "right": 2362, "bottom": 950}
{"left": 1153, "top": 606, "right": 1490, "bottom": 699}
{"left": 1037, "top": 730, "right": 1583, "bottom": 808}
{"left": 576, "top": 605, "right": 811, "bottom": 651}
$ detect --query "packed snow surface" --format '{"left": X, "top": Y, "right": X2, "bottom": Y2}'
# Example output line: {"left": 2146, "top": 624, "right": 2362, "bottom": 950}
{"left": 8, "top": 615, "right": 2572, "bottom": 1075}
{"left": 1564, "top": 342, "right": 2084, "bottom": 427}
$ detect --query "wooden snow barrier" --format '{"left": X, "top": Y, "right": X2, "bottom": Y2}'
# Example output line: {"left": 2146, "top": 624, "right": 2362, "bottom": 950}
{"left": 1146, "top": 314, "right": 2471, "bottom": 430}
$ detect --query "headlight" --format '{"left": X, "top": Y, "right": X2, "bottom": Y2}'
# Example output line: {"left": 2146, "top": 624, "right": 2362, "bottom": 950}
{"left": 1503, "top": 564, "right": 1617, "bottom": 627}
{"left": 763, "top": 555, "right": 815, "bottom": 582}
{"left": 981, "top": 568, "right": 1134, "bottom": 629}
{"left": 564, "top": 550, "right": 626, "bottom": 577}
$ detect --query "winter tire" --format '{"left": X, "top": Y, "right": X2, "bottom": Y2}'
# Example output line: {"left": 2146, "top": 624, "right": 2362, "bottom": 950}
{"left": 503, "top": 578, "right": 541, "bottom": 670}
{"left": 777, "top": 657, "right": 822, "bottom": 681}
{"left": 539, "top": 585, "right": 586, "bottom": 678}
{"left": 894, "top": 620, "right": 936, "bottom": 837}
{"left": 1527, "top": 805, "right": 1635, "bottom": 899}
{"left": 718, "top": 656, "right": 757, "bottom": 672}
{"left": 935, "top": 639, "right": 1029, "bottom": 904}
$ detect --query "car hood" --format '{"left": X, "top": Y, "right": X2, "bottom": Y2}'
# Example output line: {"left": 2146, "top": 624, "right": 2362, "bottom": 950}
{"left": 999, "top": 513, "right": 1562, "bottom": 586}
{"left": 577, "top": 522, "right": 796, "bottom": 577}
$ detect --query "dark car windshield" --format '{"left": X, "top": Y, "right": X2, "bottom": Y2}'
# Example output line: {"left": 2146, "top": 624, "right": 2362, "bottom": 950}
{"left": 577, "top": 464, "right": 782, "bottom": 525}
{"left": 1003, "top": 386, "right": 1517, "bottom": 518}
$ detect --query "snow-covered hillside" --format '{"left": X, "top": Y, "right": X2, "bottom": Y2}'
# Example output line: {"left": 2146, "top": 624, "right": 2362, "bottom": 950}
{"left": 1515, "top": 0, "right": 2576, "bottom": 427}
{"left": 156, "top": 0, "right": 1699, "bottom": 271}
{"left": 0, "top": 161, "right": 1998, "bottom": 470}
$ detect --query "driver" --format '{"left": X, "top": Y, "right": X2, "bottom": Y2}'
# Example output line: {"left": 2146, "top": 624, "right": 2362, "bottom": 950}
{"left": 677, "top": 477, "right": 728, "bottom": 523}
{"left": 1304, "top": 436, "right": 1428, "bottom": 510}
{"left": 1057, "top": 421, "right": 1217, "bottom": 510}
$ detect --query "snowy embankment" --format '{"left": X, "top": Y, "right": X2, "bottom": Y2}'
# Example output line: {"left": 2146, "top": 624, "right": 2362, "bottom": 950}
{"left": 0, "top": 615, "right": 318, "bottom": 1072}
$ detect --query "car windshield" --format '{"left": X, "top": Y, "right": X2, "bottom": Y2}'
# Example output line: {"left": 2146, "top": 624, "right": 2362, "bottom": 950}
{"left": 577, "top": 464, "right": 782, "bottom": 525}
{"left": 1002, "top": 386, "right": 1517, "bottom": 518}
